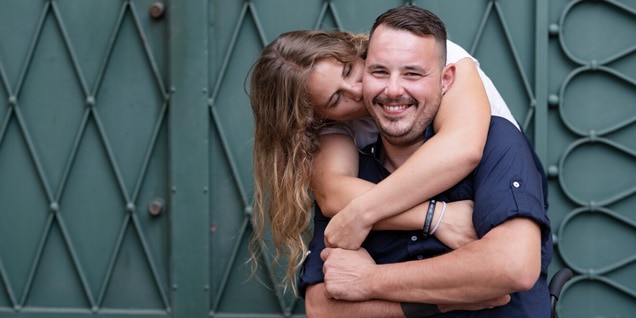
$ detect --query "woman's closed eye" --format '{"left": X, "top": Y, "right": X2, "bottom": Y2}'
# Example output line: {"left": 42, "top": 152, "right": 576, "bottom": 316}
{"left": 343, "top": 63, "right": 352, "bottom": 77}
{"left": 327, "top": 63, "right": 353, "bottom": 108}
{"left": 327, "top": 92, "right": 341, "bottom": 108}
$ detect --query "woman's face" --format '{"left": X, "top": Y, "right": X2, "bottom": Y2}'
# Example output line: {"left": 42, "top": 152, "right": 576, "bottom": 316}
{"left": 307, "top": 57, "right": 368, "bottom": 121}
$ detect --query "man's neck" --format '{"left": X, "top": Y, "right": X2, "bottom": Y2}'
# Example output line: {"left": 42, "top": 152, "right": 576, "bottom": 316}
{"left": 381, "top": 140, "right": 422, "bottom": 172}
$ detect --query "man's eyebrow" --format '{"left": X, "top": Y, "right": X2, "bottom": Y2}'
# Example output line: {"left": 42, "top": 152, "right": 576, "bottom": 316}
{"left": 365, "top": 62, "right": 384, "bottom": 69}
{"left": 366, "top": 63, "right": 426, "bottom": 72}
{"left": 403, "top": 65, "right": 426, "bottom": 72}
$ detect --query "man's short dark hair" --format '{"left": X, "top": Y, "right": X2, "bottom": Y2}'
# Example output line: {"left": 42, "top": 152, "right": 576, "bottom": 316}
{"left": 370, "top": 5, "right": 447, "bottom": 64}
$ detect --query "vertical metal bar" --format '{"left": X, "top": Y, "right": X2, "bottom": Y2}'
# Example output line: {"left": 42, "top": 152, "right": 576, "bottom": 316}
{"left": 534, "top": 0, "right": 549, "bottom": 167}
{"left": 169, "top": 0, "right": 210, "bottom": 316}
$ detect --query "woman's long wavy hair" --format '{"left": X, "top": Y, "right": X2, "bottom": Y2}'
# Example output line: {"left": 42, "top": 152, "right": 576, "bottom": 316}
{"left": 248, "top": 30, "right": 367, "bottom": 295}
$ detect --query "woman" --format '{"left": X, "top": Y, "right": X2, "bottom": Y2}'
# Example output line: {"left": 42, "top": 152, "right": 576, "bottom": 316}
{"left": 249, "top": 30, "right": 517, "bottom": 294}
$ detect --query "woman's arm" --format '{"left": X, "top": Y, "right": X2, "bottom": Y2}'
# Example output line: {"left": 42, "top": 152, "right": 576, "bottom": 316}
{"left": 312, "top": 133, "right": 476, "bottom": 250}
{"left": 312, "top": 57, "right": 491, "bottom": 249}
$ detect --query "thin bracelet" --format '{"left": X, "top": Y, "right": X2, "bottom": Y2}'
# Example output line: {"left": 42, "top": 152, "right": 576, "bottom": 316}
{"left": 429, "top": 201, "right": 446, "bottom": 235}
{"left": 422, "top": 200, "right": 436, "bottom": 238}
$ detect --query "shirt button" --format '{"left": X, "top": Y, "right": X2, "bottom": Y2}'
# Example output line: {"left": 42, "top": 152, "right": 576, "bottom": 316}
{"left": 513, "top": 181, "right": 520, "bottom": 188}
{"left": 417, "top": 255, "right": 424, "bottom": 260}
{"left": 411, "top": 235, "right": 418, "bottom": 241}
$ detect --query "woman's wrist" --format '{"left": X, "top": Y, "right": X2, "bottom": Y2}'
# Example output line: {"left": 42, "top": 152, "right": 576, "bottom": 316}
{"left": 347, "top": 195, "right": 379, "bottom": 227}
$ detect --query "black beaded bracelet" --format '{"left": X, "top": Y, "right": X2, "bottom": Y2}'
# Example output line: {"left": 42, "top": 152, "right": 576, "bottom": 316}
{"left": 422, "top": 199, "right": 436, "bottom": 238}
{"left": 400, "top": 302, "right": 441, "bottom": 318}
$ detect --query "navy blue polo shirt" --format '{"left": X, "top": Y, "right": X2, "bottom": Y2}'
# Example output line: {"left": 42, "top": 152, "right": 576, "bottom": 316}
{"left": 298, "top": 117, "right": 553, "bottom": 317}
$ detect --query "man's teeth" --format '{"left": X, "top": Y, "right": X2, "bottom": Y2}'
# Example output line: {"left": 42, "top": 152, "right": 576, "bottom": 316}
{"left": 384, "top": 105, "right": 408, "bottom": 111}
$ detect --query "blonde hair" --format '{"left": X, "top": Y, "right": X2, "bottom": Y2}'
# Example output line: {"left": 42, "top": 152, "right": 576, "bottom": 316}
{"left": 248, "top": 30, "right": 368, "bottom": 295}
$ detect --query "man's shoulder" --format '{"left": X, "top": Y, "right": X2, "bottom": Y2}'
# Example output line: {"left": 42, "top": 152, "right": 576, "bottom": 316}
{"left": 488, "top": 116, "right": 523, "bottom": 137}
{"left": 480, "top": 116, "right": 545, "bottom": 179}
{"left": 483, "top": 117, "right": 533, "bottom": 153}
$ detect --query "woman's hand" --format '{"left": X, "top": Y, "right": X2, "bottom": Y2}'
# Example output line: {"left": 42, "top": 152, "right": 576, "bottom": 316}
{"left": 324, "top": 199, "right": 373, "bottom": 249}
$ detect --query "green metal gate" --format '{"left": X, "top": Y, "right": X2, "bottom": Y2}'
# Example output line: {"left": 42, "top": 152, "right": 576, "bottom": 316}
{"left": 0, "top": 0, "right": 634, "bottom": 317}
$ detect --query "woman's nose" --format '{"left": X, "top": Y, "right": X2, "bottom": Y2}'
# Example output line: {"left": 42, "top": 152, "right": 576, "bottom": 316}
{"left": 344, "top": 80, "right": 363, "bottom": 102}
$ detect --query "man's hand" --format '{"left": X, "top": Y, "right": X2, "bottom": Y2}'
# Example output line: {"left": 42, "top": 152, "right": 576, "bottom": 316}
{"left": 324, "top": 200, "right": 372, "bottom": 249}
{"left": 319, "top": 247, "right": 511, "bottom": 312}
{"left": 320, "top": 247, "right": 375, "bottom": 301}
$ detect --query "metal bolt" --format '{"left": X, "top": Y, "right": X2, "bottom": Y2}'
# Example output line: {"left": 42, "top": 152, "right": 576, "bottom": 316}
{"left": 149, "top": 2, "right": 165, "bottom": 19}
{"left": 148, "top": 197, "right": 165, "bottom": 216}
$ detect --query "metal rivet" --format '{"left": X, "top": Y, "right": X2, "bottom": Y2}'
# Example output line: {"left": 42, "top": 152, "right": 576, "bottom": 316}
{"left": 589, "top": 60, "right": 599, "bottom": 70}
{"left": 148, "top": 197, "right": 165, "bottom": 216}
{"left": 548, "top": 23, "right": 559, "bottom": 36}
{"left": 548, "top": 94, "right": 559, "bottom": 107}
{"left": 149, "top": 2, "right": 165, "bottom": 19}
{"left": 548, "top": 165, "right": 559, "bottom": 178}
{"left": 244, "top": 205, "right": 253, "bottom": 216}
{"left": 86, "top": 96, "right": 95, "bottom": 107}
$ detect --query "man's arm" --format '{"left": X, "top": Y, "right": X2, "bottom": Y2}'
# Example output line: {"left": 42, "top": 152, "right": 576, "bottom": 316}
{"left": 305, "top": 284, "right": 403, "bottom": 318}
{"left": 319, "top": 217, "right": 541, "bottom": 304}
{"left": 306, "top": 281, "right": 510, "bottom": 317}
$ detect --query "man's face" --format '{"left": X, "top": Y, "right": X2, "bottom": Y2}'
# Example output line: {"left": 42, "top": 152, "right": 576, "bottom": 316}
{"left": 363, "top": 24, "right": 453, "bottom": 147}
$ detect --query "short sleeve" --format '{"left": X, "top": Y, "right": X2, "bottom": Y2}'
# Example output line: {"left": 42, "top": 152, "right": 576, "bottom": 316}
{"left": 471, "top": 118, "right": 551, "bottom": 239}
{"left": 297, "top": 209, "right": 328, "bottom": 297}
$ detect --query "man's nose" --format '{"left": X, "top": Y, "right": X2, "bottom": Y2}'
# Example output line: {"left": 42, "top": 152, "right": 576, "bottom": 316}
{"left": 384, "top": 75, "right": 404, "bottom": 97}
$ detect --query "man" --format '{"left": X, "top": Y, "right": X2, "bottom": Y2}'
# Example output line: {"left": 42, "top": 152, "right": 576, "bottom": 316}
{"left": 299, "top": 6, "right": 552, "bottom": 317}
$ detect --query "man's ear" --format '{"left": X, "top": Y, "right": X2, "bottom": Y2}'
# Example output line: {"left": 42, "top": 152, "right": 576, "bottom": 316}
{"left": 441, "top": 63, "right": 456, "bottom": 94}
